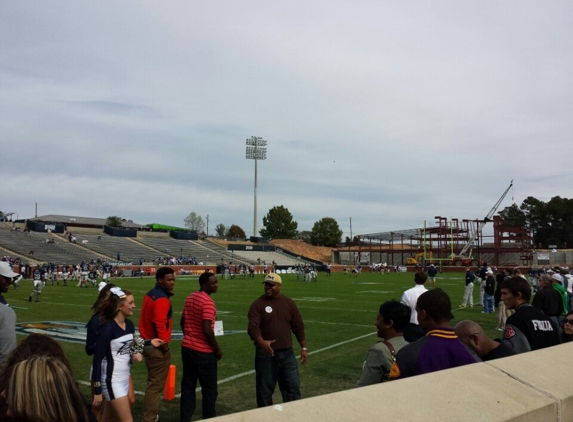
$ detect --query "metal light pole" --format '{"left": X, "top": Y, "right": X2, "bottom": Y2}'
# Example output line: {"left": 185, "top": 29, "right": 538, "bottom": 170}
{"left": 245, "top": 136, "right": 267, "bottom": 238}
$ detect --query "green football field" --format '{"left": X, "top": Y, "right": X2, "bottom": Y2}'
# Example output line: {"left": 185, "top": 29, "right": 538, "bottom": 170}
{"left": 7, "top": 270, "right": 499, "bottom": 421}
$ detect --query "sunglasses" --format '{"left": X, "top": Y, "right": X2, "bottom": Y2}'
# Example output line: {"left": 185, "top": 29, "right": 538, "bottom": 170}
{"left": 565, "top": 319, "right": 573, "bottom": 325}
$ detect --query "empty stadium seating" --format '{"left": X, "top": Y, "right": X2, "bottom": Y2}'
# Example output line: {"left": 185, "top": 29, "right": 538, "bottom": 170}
{"left": 66, "top": 234, "right": 159, "bottom": 263}
{"left": 137, "top": 236, "right": 249, "bottom": 265}
{"left": 230, "top": 250, "right": 309, "bottom": 266}
{"left": 0, "top": 229, "right": 90, "bottom": 264}
{"left": 0, "top": 223, "right": 316, "bottom": 267}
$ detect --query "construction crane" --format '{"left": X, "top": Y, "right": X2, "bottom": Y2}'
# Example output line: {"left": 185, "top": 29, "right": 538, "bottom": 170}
{"left": 450, "top": 180, "right": 513, "bottom": 266}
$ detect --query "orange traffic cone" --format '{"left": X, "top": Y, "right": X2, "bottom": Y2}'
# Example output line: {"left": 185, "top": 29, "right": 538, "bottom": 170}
{"left": 164, "top": 364, "right": 176, "bottom": 401}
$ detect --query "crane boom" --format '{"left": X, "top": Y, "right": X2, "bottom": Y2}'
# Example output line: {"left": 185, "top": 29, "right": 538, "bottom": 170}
{"left": 457, "top": 180, "right": 513, "bottom": 258}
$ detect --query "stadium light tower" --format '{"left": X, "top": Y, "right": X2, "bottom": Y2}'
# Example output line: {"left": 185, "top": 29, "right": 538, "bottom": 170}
{"left": 245, "top": 136, "right": 267, "bottom": 238}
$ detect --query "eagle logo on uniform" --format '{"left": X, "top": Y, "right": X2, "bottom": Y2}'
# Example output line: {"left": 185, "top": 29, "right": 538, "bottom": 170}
{"left": 117, "top": 340, "right": 133, "bottom": 356}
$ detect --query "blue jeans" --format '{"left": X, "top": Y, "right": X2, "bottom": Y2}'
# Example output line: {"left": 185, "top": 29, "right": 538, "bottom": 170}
{"left": 255, "top": 347, "right": 301, "bottom": 408}
{"left": 180, "top": 347, "right": 218, "bottom": 421}
{"left": 567, "top": 292, "right": 572, "bottom": 312}
{"left": 484, "top": 293, "right": 494, "bottom": 313}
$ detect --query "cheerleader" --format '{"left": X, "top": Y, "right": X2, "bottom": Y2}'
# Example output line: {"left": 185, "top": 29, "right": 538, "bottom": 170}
{"left": 92, "top": 287, "right": 163, "bottom": 422}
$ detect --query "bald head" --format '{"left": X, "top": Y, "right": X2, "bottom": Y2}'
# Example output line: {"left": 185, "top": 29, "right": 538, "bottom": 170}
{"left": 454, "top": 320, "right": 483, "bottom": 340}
{"left": 454, "top": 320, "right": 498, "bottom": 358}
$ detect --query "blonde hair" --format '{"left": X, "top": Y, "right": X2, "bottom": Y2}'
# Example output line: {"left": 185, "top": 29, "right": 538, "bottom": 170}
{"left": 6, "top": 356, "right": 90, "bottom": 422}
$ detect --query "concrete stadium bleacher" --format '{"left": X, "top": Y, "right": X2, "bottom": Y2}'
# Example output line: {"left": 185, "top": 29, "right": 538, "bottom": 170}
{"left": 136, "top": 237, "right": 246, "bottom": 265}
{"left": 0, "top": 229, "right": 94, "bottom": 264}
{"left": 0, "top": 221, "right": 317, "bottom": 267}
{"left": 69, "top": 234, "right": 160, "bottom": 263}
{"left": 230, "top": 250, "right": 312, "bottom": 266}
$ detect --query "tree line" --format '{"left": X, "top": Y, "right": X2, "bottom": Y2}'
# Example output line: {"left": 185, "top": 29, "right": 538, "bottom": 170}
{"left": 95, "top": 194, "right": 573, "bottom": 250}
{"left": 184, "top": 212, "right": 247, "bottom": 240}
{"left": 258, "top": 206, "right": 343, "bottom": 247}
{"left": 182, "top": 206, "right": 343, "bottom": 247}
{"left": 499, "top": 196, "right": 573, "bottom": 248}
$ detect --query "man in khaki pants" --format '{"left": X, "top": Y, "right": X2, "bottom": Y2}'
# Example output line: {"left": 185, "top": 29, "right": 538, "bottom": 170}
{"left": 139, "top": 267, "right": 175, "bottom": 422}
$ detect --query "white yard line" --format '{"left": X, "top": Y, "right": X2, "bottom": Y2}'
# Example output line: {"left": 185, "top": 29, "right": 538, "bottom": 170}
{"left": 41, "top": 301, "right": 91, "bottom": 308}
{"left": 79, "top": 331, "right": 376, "bottom": 397}
{"left": 177, "top": 331, "right": 376, "bottom": 397}
{"left": 304, "top": 320, "right": 373, "bottom": 328}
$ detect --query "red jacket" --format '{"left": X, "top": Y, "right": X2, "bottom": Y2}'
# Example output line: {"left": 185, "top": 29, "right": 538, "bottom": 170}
{"left": 139, "top": 283, "right": 173, "bottom": 342}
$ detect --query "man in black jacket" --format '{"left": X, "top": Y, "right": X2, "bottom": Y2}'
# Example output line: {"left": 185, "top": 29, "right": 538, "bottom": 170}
{"left": 532, "top": 274, "right": 564, "bottom": 327}
{"left": 501, "top": 276, "right": 561, "bottom": 351}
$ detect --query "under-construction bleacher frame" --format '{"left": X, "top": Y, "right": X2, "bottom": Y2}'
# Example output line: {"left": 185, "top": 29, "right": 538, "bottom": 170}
{"left": 336, "top": 215, "right": 534, "bottom": 267}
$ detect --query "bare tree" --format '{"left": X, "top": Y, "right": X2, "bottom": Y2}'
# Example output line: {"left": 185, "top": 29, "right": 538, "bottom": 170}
{"left": 184, "top": 212, "right": 206, "bottom": 233}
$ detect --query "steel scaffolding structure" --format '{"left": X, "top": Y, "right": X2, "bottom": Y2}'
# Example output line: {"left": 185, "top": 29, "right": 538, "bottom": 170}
{"left": 350, "top": 215, "right": 534, "bottom": 267}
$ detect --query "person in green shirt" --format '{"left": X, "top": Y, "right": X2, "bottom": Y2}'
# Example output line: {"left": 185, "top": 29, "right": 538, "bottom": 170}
{"left": 357, "top": 300, "right": 410, "bottom": 387}
{"left": 551, "top": 273, "right": 567, "bottom": 317}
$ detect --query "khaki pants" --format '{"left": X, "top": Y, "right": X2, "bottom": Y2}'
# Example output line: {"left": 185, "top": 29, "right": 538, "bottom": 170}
{"left": 142, "top": 345, "right": 171, "bottom": 422}
{"left": 496, "top": 301, "right": 511, "bottom": 329}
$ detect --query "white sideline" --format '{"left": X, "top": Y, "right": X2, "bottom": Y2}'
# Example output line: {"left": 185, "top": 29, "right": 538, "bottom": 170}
{"left": 79, "top": 331, "right": 376, "bottom": 398}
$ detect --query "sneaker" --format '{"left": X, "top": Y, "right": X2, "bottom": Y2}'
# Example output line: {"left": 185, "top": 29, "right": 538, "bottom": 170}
{"left": 459, "top": 305, "right": 466, "bottom": 308}
{"left": 481, "top": 311, "right": 487, "bottom": 314}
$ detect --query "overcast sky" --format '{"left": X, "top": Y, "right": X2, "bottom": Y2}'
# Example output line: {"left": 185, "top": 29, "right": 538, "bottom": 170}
{"left": 2, "top": 1, "right": 572, "bottom": 239}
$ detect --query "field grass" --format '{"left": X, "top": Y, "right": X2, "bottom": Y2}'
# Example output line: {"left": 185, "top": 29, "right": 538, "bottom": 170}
{"left": 7, "top": 270, "right": 500, "bottom": 421}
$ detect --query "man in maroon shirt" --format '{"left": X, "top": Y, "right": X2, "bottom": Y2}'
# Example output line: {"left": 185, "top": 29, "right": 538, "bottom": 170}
{"left": 247, "top": 273, "right": 308, "bottom": 407}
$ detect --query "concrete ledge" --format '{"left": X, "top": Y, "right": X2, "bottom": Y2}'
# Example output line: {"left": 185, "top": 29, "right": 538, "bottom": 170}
{"left": 213, "top": 342, "right": 573, "bottom": 422}
{"left": 487, "top": 343, "right": 573, "bottom": 421}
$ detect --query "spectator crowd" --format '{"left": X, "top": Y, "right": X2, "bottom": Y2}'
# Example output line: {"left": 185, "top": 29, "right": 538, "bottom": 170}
{"left": 0, "top": 259, "right": 571, "bottom": 422}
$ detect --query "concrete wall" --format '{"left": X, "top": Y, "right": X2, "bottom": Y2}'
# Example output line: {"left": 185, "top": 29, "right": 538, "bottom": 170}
{"left": 212, "top": 342, "right": 573, "bottom": 422}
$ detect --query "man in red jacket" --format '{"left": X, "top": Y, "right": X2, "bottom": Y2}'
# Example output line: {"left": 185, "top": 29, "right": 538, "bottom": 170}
{"left": 139, "top": 267, "right": 175, "bottom": 422}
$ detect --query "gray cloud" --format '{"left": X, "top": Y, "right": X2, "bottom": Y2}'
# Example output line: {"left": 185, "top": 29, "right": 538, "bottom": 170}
{"left": 2, "top": 0, "right": 572, "bottom": 239}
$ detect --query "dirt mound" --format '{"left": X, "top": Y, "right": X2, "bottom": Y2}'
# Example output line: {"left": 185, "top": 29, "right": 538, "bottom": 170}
{"left": 270, "top": 239, "right": 332, "bottom": 263}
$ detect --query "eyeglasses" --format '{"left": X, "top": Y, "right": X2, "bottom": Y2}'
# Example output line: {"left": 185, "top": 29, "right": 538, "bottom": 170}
{"left": 564, "top": 319, "right": 573, "bottom": 325}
